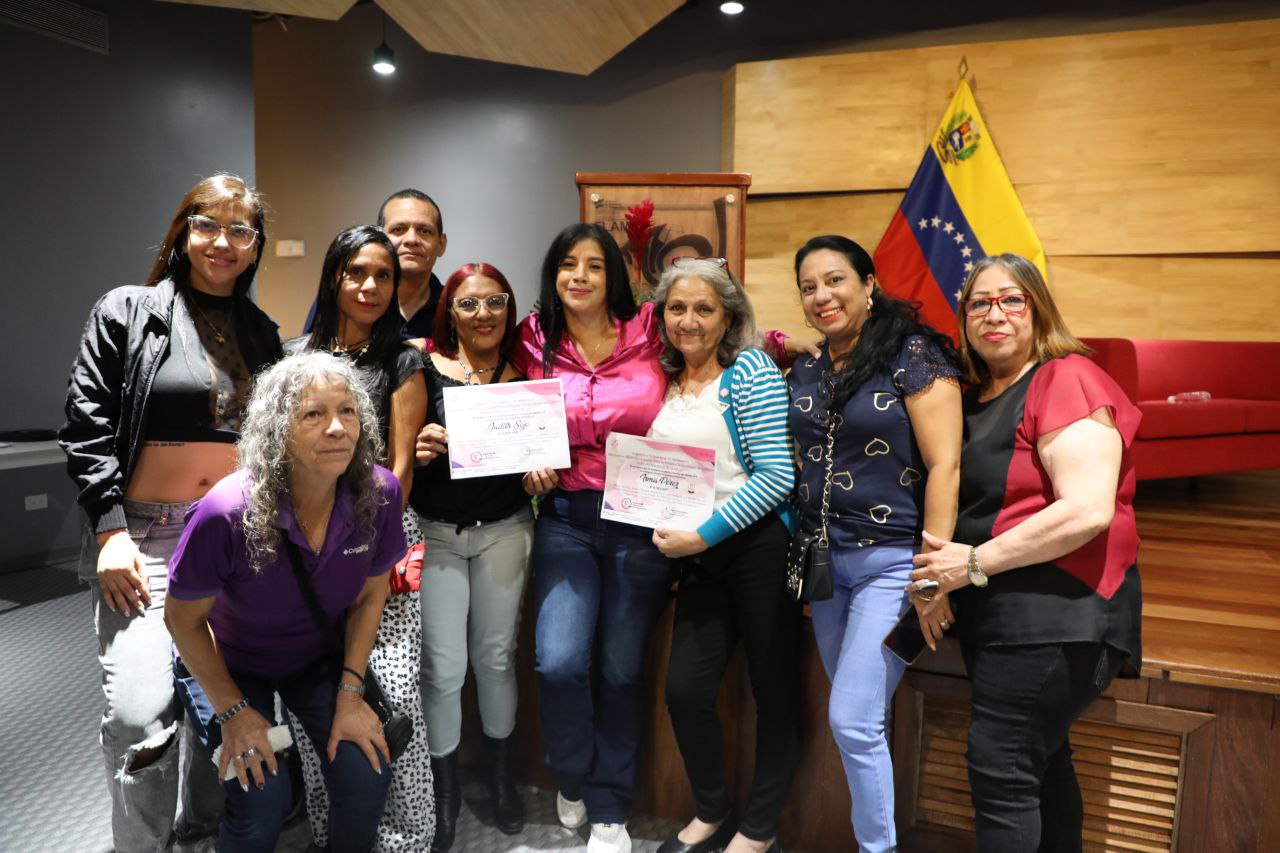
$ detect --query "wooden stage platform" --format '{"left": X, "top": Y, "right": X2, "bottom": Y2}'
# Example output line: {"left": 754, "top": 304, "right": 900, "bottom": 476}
{"left": 475, "top": 470, "right": 1280, "bottom": 852}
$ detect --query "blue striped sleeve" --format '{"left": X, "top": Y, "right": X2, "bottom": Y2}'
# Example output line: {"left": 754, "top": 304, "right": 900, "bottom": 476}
{"left": 697, "top": 349, "right": 796, "bottom": 547}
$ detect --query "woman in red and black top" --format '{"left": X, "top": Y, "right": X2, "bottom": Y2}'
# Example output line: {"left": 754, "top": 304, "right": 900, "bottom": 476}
{"left": 909, "top": 253, "right": 1142, "bottom": 853}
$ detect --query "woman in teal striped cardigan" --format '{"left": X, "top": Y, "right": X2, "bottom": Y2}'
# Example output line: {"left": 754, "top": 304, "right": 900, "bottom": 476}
{"left": 647, "top": 258, "right": 800, "bottom": 853}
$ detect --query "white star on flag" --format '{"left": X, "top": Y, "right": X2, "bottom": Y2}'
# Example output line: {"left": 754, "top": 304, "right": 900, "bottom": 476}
{"left": 930, "top": 217, "right": 941, "bottom": 227}
{"left": 943, "top": 222, "right": 954, "bottom": 233}
{"left": 964, "top": 261, "right": 974, "bottom": 272}
{"left": 953, "top": 233, "right": 965, "bottom": 244}
{"left": 918, "top": 218, "right": 928, "bottom": 229}
{"left": 961, "top": 246, "right": 972, "bottom": 258}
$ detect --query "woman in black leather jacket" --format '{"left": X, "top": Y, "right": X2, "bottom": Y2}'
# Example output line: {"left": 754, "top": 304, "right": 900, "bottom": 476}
{"left": 59, "top": 174, "right": 282, "bottom": 852}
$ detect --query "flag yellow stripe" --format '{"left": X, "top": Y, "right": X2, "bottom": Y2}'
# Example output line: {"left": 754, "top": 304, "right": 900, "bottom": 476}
{"left": 935, "top": 81, "right": 1046, "bottom": 276}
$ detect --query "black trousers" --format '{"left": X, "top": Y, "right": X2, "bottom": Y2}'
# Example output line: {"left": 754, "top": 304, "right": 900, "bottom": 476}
{"left": 963, "top": 641, "right": 1125, "bottom": 853}
{"left": 664, "top": 514, "right": 802, "bottom": 840}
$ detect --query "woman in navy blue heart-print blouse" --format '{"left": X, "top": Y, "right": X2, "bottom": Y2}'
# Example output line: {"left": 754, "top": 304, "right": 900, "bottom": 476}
{"left": 786, "top": 235, "right": 962, "bottom": 853}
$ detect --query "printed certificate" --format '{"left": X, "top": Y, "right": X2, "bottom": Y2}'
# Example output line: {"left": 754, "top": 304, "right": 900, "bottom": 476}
{"left": 600, "top": 433, "right": 717, "bottom": 531}
{"left": 443, "top": 379, "right": 571, "bottom": 479}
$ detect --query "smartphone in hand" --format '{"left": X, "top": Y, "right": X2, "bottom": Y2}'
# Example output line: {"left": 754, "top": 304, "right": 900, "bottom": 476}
{"left": 883, "top": 606, "right": 930, "bottom": 665}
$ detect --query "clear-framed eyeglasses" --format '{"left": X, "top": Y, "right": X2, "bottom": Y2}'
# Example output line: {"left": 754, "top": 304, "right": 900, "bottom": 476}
{"left": 187, "top": 215, "right": 259, "bottom": 250}
{"left": 453, "top": 293, "right": 510, "bottom": 315}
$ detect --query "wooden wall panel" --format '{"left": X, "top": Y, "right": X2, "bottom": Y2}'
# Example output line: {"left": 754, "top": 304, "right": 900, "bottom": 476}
{"left": 727, "top": 19, "right": 1280, "bottom": 256}
{"left": 741, "top": 193, "right": 1280, "bottom": 342}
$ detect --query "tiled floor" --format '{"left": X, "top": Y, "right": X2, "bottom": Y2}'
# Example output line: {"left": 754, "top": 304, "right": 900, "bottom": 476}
{"left": 0, "top": 563, "right": 681, "bottom": 853}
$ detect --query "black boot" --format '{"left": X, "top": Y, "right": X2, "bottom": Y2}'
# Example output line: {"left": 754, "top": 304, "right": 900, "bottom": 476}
{"left": 483, "top": 735, "right": 525, "bottom": 835}
{"left": 430, "top": 751, "right": 462, "bottom": 852}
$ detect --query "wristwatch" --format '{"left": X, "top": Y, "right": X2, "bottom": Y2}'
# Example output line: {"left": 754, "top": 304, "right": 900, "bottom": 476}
{"left": 967, "top": 546, "right": 989, "bottom": 588}
{"left": 337, "top": 681, "right": 366, "bottom": 696}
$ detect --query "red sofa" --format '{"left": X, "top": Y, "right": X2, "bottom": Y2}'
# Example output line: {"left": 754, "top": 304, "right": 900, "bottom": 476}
{"left": 1081, "top": 338, "right": 1280, "bottom": 480}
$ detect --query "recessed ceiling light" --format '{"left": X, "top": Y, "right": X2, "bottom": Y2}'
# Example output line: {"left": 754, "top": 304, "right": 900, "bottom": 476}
{"left": 720, "top": 2, "right": 745, "bottom": 14}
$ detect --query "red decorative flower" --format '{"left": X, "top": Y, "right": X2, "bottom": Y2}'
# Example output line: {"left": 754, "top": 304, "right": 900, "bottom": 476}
{"left": 624, "top": 198, "right": 655, "bottom": 281}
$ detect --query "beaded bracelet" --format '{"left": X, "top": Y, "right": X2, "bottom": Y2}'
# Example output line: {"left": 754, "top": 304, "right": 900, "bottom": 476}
{"left": 214, "top": 697, "right": 249, "bottom": 726}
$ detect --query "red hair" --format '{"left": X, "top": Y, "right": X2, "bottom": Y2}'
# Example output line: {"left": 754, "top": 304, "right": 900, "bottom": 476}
{"left": 432, "top": 263, "right": 519, "bottom": 358}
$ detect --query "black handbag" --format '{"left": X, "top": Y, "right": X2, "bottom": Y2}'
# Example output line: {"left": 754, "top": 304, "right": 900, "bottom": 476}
{"left": 785, "top": 413, "right": 838, "bottom": 603}
{"left": 283, "top": 538, "right": 414, "bottom": 762}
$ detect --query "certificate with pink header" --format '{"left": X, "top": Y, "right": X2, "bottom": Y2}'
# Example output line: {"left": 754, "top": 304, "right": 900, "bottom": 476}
{"left": 600, "top": 433, "right": 717, "bottom": 531}
{"left": 443, "top": 379, "right": 571, "bottom": 479}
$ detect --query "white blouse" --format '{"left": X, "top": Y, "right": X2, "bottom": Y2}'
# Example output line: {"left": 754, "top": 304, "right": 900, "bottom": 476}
{"left": 647, "top": 378, "right": 747, "bottom": 511}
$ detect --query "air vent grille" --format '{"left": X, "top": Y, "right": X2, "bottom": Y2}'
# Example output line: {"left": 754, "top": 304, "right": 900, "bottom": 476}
{"left": 0, "top": 0, "right": 109, "bottom": 55}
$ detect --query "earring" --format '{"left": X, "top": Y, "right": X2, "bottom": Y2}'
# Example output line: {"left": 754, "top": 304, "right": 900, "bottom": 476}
{"left": 866, "top": 292, "right": 874, "bottom": 314}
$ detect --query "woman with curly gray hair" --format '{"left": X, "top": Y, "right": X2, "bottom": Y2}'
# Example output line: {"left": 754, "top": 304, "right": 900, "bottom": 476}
{"left": 647, "top": 259, "right": 802, "bottom": 853}
{"left": 164, "top": 351, "right": 406, "bottom": 852}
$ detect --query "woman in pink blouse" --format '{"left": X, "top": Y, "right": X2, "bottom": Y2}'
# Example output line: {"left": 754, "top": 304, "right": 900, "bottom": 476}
{"left": 513, "top": 223, "right": 671, "bottom": 853}
{"left": 515, "top": 224, "right": 794, "bottom": 853}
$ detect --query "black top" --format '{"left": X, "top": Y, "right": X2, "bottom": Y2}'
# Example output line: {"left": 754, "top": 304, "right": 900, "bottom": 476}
{"left": 951, "top": 361, "right": 1142, "bottom": 671}
{"left": 282, "top": 337, "right": 422, "bottom": 445}
{"left": 408, "top": 353, "right": 530, "bottom": 529}
{"left": 400, "top": 273, "right": 444, "bottom": 341}
{"left": 787, "top": 335, "right": 961, "bottom": 550}
{"left": 144, "top": 289, "right": 252, "bottom": 444}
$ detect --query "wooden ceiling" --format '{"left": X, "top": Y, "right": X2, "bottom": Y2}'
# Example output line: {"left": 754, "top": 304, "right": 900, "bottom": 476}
{"left": 160, "top": 0, "right": 685, "bottom": 74}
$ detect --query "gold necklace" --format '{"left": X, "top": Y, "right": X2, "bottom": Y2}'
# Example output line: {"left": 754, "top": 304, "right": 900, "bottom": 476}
{"left": 189, "top": 297, "right": 230, "bottom": 345}
{"left": 296, "top": 502, "right": 334, "bottom": 554}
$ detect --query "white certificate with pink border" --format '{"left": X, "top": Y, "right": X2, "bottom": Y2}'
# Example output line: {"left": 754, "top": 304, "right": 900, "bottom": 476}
{"left": 443, "top": 379, "right": 571, "bottom": 479}
{"left": 600, "top": 433, "right": 717, "bottom": 531}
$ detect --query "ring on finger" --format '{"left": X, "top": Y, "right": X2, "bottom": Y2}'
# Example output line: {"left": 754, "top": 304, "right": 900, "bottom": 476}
{"left": 915, "top": 587, "right": 936, "bottom": 603}
{"left": 940, "top": 618, "right": 950, "bottom": 629}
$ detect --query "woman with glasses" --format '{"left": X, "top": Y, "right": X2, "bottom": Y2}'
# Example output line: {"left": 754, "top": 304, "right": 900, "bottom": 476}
{"left": 407, "top": 262, "right": 530, "bottom": 852}
{"left": 786, "top": 235, "right": 962, "bottom": 852}
{"left": 646, "top": 259, "right": 801, "bottom": 853}
{"left": 909, "top": 254, "right": 1141, "bottom": 853}
{"left": 283, "top": 225, "right": 432, "bottom": 853}
{"left": 60, "top": 175, "right": 283, "bottom": 851}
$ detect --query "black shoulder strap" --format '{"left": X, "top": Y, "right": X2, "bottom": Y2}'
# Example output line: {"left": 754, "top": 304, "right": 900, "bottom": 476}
{"left": 282, "top": 537, "right": 343, "bottom": 653}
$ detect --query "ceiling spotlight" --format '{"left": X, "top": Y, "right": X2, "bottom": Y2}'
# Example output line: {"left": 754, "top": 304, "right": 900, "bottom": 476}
{"left": 372, "top": 12, "right": 396, "bottom": 75}
{"left": 720, "top": 1, "right": 745, "bottom": 13}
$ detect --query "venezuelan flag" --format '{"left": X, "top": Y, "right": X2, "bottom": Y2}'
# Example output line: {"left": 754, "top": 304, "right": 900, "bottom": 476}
{"left": 873, "top": 80, "right": 1045, "bottom": 337}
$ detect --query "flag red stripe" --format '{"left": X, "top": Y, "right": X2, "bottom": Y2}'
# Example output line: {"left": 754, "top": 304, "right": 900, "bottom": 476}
{"left": 875, "top": 209, "right": 959, "bottom": 340}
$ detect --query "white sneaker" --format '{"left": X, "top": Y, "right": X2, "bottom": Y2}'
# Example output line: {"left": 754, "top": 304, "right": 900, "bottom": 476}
{"left": 556, "top": 791, "right": 587, "bottom": 829}
{"left": 588, "top": 822, "right": 632, "bottom": 853}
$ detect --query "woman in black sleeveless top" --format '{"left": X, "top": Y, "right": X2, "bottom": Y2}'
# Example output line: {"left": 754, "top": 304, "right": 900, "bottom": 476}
{"left": 409, "top": 262, "right": 531, "bottom": 851}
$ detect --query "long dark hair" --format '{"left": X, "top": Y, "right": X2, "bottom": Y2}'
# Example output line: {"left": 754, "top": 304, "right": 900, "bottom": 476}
{"left": 536, "top": 223, "right": 636, "bottom": 376}
{"left": 146, "top": 174, "right": 267, "bottom": 297}
{"left": 795, "top": 235, "right": 957, "bottom": 411}
{"left": 305, "top": 225, "right": 403, "bottom": 368}
{"left": 432, "top": 262, "right": 519, "bottom": 358}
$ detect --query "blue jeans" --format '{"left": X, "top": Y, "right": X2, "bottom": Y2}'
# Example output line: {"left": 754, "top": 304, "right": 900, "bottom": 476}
{"left": 809, "top": 544, "right": 914, "bottom": 853}
{"left": 180, "top": 655, "right": 391, "bottom": 853}
{"left": 531, "top": 489, "right": 675, "bottom": 824}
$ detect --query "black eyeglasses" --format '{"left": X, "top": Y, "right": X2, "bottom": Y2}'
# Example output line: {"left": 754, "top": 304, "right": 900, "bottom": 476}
{"left": 453, "top": 293, "right": 510, "bottom": 315}
{"left": 187, "top": 215, "right": 258, "bottom": 250}
{"left": 669, "top": 256, "right": 728, "bottom": 270}
{"left": 963, "top": 293, "right": 1029, "bottom": 318}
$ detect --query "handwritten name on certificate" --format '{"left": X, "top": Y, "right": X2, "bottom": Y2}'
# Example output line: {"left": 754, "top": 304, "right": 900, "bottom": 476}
{"left": 443, "top": 379, "right": 571, "bottom": 479}
{"left": 600, "top": 433, "right": 716, "bottom": 531}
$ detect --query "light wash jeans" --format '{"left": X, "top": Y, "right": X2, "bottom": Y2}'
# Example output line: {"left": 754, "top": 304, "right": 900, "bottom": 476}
{"left": 87, "top": 499, "right": 223, "bottom": 852}
{"left": 417, "top": 506, "right": 533, "bottom": 756}
{"left": 809, "top": 543, "right": 914, "bottom": 853}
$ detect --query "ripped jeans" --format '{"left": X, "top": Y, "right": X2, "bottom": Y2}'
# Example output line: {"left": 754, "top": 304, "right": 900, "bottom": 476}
{"left": 89, "top": 499, "right": 223, "bottom": 852}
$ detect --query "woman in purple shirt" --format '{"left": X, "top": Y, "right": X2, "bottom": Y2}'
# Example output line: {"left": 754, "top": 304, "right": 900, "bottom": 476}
{"left": 165, "top": 352, "right": 406, "bottom": 852}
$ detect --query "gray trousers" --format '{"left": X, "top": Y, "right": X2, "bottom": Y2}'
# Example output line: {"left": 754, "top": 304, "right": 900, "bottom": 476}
{"left": 87, "top": 500, "right": 223, "bottom": 852}
{"left": 417, "top": 506, "right": 533, "bottom": 756}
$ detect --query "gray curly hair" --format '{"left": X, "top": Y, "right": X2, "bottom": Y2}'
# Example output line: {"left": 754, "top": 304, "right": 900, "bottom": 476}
{"left": 237, "top": 351, "right": 386, "bottom": 572}
{"left": 652, "top": 259, "right": 762, "bottom": 376}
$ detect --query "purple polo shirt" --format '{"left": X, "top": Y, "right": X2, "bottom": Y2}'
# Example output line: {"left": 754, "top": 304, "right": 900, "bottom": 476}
{"left": 168, "top": 466, "right": 406, "bottom": 679}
